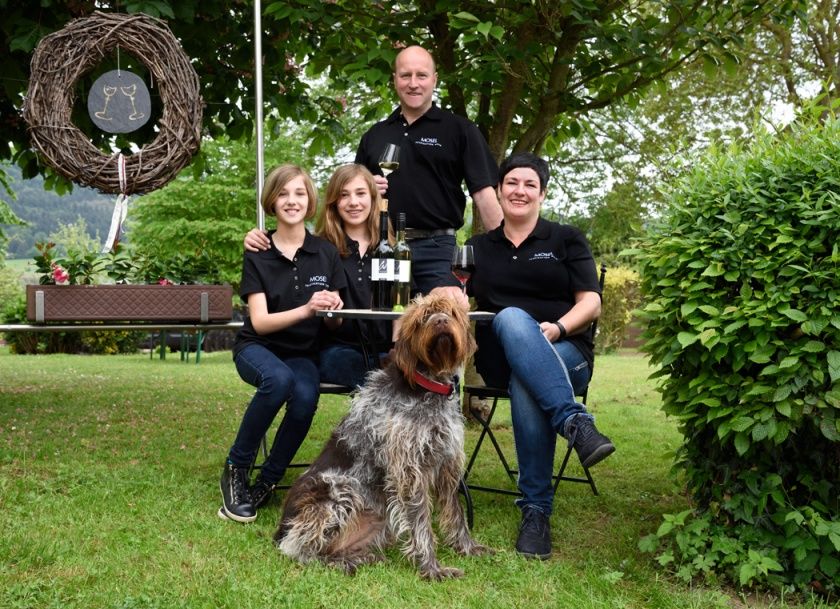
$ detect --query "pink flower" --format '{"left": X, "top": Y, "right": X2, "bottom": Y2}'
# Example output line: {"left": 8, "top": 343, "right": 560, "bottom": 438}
{"left": 158, "top": 278, "right": 174, "bottom": 286}
{"left": 51, "top": 263, "right": 70, "bottom": 285}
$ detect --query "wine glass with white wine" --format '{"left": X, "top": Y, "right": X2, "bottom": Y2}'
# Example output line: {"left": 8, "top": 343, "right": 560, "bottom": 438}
{"left": 378, "top": 144, "right": 400, "bottom": 177}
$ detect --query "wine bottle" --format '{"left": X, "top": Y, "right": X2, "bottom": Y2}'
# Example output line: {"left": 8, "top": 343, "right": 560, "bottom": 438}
{"left": 370, "top": 199, "right": 395, "bottom": 311}
{"left": 392, "top": 212, "right": 411, "bottom": 311}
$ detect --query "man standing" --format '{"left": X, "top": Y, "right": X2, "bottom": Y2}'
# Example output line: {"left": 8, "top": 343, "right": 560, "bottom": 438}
{"left": 355, "top": 45, "right": 503, "bottom": 295}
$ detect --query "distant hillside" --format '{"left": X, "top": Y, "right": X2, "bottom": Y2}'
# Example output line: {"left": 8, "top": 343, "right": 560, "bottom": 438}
{"left": 2, "top": 164, "right": 115, "bottom": 259}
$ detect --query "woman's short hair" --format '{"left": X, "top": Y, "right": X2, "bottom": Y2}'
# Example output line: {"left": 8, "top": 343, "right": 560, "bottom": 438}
{"left": 317, "top": 164, "right": 384, "bottom": 257}
{"left": 261, "top": 164, "right": 318, "bottom": 220}
{"left": 498, "top": 152, "right": 550, "bottom": 193}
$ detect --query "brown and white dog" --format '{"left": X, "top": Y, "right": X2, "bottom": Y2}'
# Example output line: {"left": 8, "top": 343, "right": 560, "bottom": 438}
{"left": 274, "top": 293, "right": 492, "bottom": 579}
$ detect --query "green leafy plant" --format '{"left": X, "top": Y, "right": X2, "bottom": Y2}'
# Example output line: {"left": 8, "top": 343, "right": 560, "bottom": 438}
{"left": 101, "top": 246, "right": 138, "bottom": 284}
{"left": 32, "top": 240, "right": 103, "bottom": 285}
{"left": 60, "top": 249, "right": 103, "bottom": 285}
{"left": 132, "top": 250, "right": 222, "bottom": 285}
{"left": 32, "top": 241, "right": 222, "bottom": 286}
{"left": 630, "top": 113, "right": 840, "bottom": 596}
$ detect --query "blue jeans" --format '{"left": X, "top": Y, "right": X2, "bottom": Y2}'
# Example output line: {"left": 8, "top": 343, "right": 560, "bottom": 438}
{"left": 475, "top": 307, "right": 592, "bottom": 515}
{"left": 319, "top": 343, "right": 378, "bottom": 388}
{"left": 408, "top": 234, "right": 460, "bottom": 295}
{"left": 229, "top": 344, "right": 320, "bottom": 485}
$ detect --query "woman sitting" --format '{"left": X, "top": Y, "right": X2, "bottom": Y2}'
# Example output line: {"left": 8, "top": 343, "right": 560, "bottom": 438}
{"left": 467, "top": 152, "right": 615, "bottom": 560}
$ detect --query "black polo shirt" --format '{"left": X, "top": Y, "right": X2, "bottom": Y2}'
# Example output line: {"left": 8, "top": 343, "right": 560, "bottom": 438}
{"left": 321, "top": 236, "right": 392, "bottom": 351}
{"left": 467, "top": 218, "right": 601, "bottom": 366}
{"left": 233, "top": 230, "right": 346, "bottom": 359}
{"left": 355, "top": 104, "right": 498, "bottom": 230}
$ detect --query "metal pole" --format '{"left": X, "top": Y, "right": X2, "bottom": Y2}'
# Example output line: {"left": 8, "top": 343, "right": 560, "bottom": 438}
{"left": 254, "top": 0, "right": 265, "bottom": 230}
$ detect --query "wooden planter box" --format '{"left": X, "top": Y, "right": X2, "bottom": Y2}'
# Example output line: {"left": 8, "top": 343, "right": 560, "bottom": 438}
{"left": 26, "top": 284, "right": 233, "bottom": 323}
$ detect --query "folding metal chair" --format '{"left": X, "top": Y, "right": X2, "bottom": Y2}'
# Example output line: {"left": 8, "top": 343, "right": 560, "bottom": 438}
{"left": 463, "top": 263, "right": 607, "bottom": 498}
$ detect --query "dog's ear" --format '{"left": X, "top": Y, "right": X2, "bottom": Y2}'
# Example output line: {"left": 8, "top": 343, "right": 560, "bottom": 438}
{"left": 464, "top": 319, "right": 477, "bottom": 359}
{"left": 392, "top": 296, "right": 425, "bottom": 386}
{"left": 392, "top": 335, "right": 417, "bottom": 387}
{"left": 445, "top": 296, "right": 477, "bottom": 360}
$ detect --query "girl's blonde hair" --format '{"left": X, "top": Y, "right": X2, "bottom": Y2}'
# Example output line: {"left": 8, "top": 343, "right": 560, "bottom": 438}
{"left": 317, "top": 164, "right": 390, "bottom": 257}
{"left": 261, "top": 164, "right": 318, "bottom": 220}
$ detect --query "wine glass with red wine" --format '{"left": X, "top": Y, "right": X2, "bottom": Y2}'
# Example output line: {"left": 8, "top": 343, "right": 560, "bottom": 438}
{"left": 451, "top": 245, "right": 475, "bottom": 293}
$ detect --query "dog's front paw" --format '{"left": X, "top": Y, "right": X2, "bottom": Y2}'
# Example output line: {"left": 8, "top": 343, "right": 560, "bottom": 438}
{"left": 326, "top": 558, "right": 359, "bottom": 576}
{"left": 420, "top": 565, "right": 464, "bottom": 581}
{"left": 456, "top": 541, "right": 495, "bottom": 556}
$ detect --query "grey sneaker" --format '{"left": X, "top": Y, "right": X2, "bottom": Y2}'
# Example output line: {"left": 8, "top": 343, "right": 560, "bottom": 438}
{"left": 565, "top": 415, "right": 615, "bottom": 468}
{"left": 515, "top": 506, "right": 551, "bottom": 560}
{"left": 220, "top": 462, "right": 256, "bottom": 523}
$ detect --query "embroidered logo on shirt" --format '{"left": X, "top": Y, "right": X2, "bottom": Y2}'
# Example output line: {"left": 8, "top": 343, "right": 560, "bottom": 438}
{"left": 416, "top": 137, "right": 442, "bottom": 147}
{"left": 305, "top": 275, "right": 329, "bottom": 289}
{"left": 529, "top": 252, "right": 558, "bottom": 262}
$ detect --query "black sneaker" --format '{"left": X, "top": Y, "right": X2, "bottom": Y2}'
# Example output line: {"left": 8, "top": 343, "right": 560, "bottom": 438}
{"left": 220, "top": 462, "right": 256, "bottom": 523}
{"left": 515, "top": 506, "right": 551, "bottom": 560}
{"left": 566, "top": 415, "right": 615, "bottom": 468}
{"left": 250, "top": 477, "right": 276, "bottom": 509}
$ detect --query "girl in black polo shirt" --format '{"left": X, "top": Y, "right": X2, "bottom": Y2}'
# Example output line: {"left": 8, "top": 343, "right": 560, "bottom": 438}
{"left": 220, "top": 165, "right": 346, "bottom": 524}
{"left": 244, "top": 164, "right": 394, "bottom": 387}
{"left": 315, "top": 164, "right": 393, "bottom": 387}
{"left": 467, "top": 153, "right": 615, "bottom": 559}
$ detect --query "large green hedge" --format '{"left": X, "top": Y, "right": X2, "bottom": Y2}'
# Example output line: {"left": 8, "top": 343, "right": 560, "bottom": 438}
{"left": 631, "top": 117, "right": 840, "bottom": 595}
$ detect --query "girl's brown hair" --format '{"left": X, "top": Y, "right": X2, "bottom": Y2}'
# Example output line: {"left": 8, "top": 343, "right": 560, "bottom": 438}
{"left": 316, "top": 164, "right": 390, "bottom": 257}
{"left": 261, "top": 164, "right": 318, "bottom": 220}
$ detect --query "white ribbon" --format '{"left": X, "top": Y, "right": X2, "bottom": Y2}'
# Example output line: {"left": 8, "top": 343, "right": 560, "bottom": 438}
{"left": 102, "top": 154, "right": 129, "bottom": 253}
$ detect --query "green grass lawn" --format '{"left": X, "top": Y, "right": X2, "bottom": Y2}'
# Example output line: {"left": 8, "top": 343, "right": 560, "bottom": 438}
{"left": 0, "top": 348, "right": 829, "bottom": 609}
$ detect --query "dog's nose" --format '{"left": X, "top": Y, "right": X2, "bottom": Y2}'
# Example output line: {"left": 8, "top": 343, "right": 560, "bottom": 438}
{"left": 428, "top": 313, "right": 450, "bottom": 327}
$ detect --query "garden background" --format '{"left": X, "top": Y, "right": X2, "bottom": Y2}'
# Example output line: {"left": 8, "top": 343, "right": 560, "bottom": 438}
{"left": 1, "top": 1, "right": 838, "bottom": 606}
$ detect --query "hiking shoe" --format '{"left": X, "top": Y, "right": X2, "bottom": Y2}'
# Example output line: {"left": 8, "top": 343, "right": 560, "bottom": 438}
{"left": 565, "top": 415, "right": 615, "bottom": 468}
{"left": 250, "top": 477, "right": 276, "bottom": 509}
{"left": 220, "top": 462, "right": 256, "bottom": 523}
{"left": 515, "top": 506, "right": 551, "bottom": 560}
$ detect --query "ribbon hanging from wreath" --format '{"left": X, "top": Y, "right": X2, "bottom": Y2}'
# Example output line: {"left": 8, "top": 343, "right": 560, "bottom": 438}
{"left": 22, "top": 11, "right": 203, "bottom": 251}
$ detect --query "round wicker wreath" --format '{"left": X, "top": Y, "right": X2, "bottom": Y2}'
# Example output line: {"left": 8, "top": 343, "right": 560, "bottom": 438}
{"left": 23, "top": 11, "right": 203, "bottom": 195}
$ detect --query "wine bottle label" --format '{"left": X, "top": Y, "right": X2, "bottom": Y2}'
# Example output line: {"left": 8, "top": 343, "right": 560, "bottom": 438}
{"left": 371, "top": 258, "right": 395, "bottom": 281}
{"left": 395, "top": 260, "right": 411, "bottom": 282}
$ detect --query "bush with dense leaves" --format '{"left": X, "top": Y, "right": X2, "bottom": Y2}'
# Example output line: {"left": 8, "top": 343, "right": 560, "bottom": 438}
{"left": 630, "top": 117, "right": 840, "bottom": 595}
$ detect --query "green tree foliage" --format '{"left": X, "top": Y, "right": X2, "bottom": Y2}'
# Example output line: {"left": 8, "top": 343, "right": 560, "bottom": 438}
{"left": 47, "top": 217, "right": 100, "bottom": 256}
{"left": 127, "top": 133, "right": 307, "bottom": 289}
{"left": 542, "top": 2, "right": 840, "bottom": 258}
{"left": 755, "top": 0, "right": 840, "bottom": 112}
{"left": 0, "top": 0, "right": 812, "bottom": 266}
{"left": 260, "top": 0, "right": 800, "bottom": 161}
{"left": 631, "top": 114, "right": 840, "bottom": 593}
{"left": 1, "top": 1, "right": 797, "bottom": 176}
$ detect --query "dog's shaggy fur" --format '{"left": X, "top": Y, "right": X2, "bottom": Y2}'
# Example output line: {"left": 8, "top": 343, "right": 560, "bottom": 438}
{"left": 274, "top": 293, "right": 492, "bottom": 579}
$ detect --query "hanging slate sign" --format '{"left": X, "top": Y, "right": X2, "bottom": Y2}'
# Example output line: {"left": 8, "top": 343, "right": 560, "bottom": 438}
{"left": 87, "top": 70, "right": 151, "bottom": 133}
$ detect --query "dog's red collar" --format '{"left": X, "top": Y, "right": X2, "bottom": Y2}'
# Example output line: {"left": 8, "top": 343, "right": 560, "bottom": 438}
{"left": 413, "top": 371, "right": 455, "bottom": 396}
